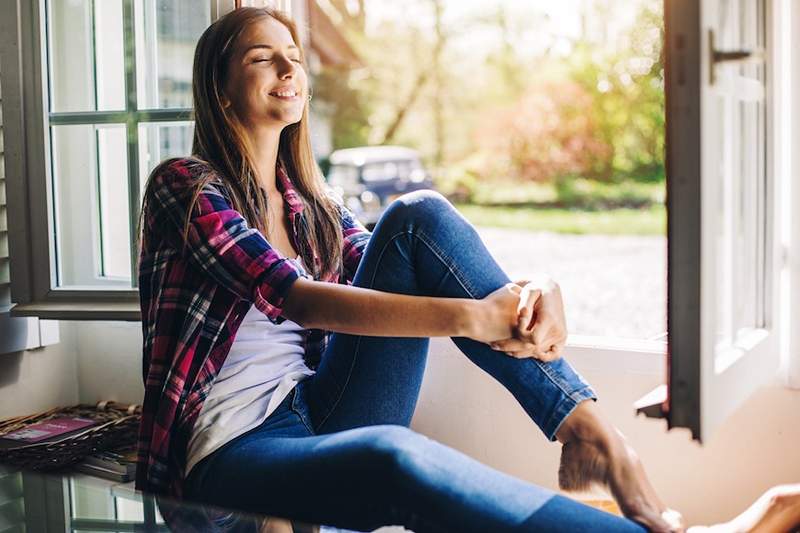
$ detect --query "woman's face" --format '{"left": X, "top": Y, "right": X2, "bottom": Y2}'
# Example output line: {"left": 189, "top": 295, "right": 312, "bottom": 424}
{"left": 223, "top": 17, "right": 308, "bottom": 130}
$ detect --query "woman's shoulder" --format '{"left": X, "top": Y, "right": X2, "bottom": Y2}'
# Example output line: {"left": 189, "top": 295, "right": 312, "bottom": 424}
{"left": 151, "top": 156, "right": 220, "bottom": 182}
{"left": 145, "top": 157, "right": 227, "bottom": 198}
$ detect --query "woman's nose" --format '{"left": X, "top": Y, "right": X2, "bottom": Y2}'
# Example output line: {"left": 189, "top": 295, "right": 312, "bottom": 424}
{"left": 276, "top": 56, "right": 295, "bottom": 79}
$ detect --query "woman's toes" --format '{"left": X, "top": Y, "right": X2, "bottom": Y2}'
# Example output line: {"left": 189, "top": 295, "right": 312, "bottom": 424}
{"left": 558, "top": 439, "right": 610, "bottom": 492}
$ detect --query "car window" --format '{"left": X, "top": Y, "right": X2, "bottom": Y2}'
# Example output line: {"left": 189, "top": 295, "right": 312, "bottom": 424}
{"left": 362, "top": 162, "right": 399, "bottom": 182}
{"left": 328, "top": 165, "right": 359, "bottom": 186}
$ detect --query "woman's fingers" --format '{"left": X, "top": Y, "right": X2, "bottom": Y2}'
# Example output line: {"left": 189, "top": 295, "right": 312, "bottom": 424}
{"left": 490, "top": 338, "right": 553, "bottom": 360}
{"left": 516, "top": 286, "right": 539, "bottom": 333}
{"left": 490, "top": 336, "right": 565, "bottom": 361}
{"left": 491, "top": 338, "right": 532, "bottom": 352}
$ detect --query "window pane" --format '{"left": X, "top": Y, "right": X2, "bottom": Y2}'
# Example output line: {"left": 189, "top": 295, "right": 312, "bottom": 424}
{"left": 69, "top": 477, "right": 115, "bottom": 520}
{"left": 138, "top": 121, "right": 194, "bottom": 196}
{"left": 135, "top": 0, "right": 210, "bottom": 109}
{"left": 713, "top": 0, "right": 767, "bottom": 357}
{"left": 51, "top": 124, "right": 132, "bottom": 288}
{"left": 47, "top": 0, "right": 126, "bottom": 112}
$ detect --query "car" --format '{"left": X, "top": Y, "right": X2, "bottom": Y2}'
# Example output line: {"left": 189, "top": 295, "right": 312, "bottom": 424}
{"left": 325, "top": 146, "right": 434, "bottom": 229}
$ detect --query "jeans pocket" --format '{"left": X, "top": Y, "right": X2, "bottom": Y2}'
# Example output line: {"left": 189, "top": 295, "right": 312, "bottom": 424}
{"left": 289, "top": 383, "right": 316, "bottom": 436}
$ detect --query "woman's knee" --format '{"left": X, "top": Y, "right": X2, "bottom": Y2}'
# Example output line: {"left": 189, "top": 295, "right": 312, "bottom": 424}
{"left": 359, "top": 425, "right": 434, "bottom": 481}
{"left": 377, "top": 189, "right": 458, "bottom": 232}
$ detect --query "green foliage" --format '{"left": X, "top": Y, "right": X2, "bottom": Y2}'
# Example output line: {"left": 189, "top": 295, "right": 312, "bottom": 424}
{"left": 312, "top": 66, "right": 372, "bottom": 149}
{"left": 317, "top": 0, "right": 665, "bottom": 198}
{"left": 554, "top": 178, "right": 663, "bottom": 209}
{"left": 468, "top": 0, "right": 665, "bottom": 185}
{"left": 566, "top": 1, "right": 665, "bottom": 182}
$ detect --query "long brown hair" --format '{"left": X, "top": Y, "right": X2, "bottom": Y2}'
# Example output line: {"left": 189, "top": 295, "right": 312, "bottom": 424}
{"left": 139, "top": 7, "right": 342, "bottom": 280}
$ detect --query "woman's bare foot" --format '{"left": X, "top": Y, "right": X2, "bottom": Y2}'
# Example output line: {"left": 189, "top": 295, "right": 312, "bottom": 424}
{"left": 687, "top": 483, "right": 800, "bottom": 533}
{"left": 556, "top": 401, "right": 684, "bottom": 532}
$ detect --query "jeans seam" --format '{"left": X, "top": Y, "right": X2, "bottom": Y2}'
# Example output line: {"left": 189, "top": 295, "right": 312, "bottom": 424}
{"left": 543, "top": 386, "right": 597, "bottom": 441}
{"left": 414, "top": 228, "right": 480, "bottom": 298}
{"left": 290, "top": 385, "right": 316, "bottom": 436}
{"left": 532, "top": 357, "right": 587, "bottom": 399}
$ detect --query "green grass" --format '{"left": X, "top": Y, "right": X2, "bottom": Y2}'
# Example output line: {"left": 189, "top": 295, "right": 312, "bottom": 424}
{"left": 454, "top": 204, "right": 666, "bottom": 236}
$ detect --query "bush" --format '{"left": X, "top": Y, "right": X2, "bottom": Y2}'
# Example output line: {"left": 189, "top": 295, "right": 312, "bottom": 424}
{"left": 555, "top": 178, "right": 661, "bottom": 209}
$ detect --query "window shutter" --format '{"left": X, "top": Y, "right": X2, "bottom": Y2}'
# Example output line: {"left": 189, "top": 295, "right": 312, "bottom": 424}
{"left": 0, "top": 66, "right": 59, "bottom": 353}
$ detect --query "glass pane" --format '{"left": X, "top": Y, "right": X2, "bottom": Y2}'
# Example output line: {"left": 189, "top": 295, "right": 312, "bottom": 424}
{"left": 115, "top": 496, "right": 145, "bottom": 521}
{"left": 69, "top": 477, "right": 115, "bottom": 520}
{"left": 47, "top": 0, "right": 126, "bottom": 112}
{"left": 713, "top": 0, "right": 767, "bottom": 356}
{"left": 135, "top": 0, "right": 210, "bottom": 109}
{"left": 51, "top": 124, "right": 132, "bottom": 288}
{"left": 138, "top": 121, "right": 194, "bottom": 196}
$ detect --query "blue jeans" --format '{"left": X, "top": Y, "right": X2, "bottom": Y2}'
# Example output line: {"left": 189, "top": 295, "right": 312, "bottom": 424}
{"left": 185, "top": 191, "right": 645, "bottom": 532}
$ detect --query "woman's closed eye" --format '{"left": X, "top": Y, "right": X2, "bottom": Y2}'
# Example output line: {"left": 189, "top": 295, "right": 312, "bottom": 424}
{"left": 253, "top": 56, "right": 302, "bottom": 64}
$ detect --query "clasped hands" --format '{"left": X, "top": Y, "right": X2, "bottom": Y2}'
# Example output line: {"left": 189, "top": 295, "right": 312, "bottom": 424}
{"left": 477, "top": 275, "right": 567, "bottom": 362}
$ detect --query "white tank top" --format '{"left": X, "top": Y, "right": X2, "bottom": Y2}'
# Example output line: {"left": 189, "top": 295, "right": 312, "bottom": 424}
{"left": 185, "top": 258, "right": 314, "bottom": 478}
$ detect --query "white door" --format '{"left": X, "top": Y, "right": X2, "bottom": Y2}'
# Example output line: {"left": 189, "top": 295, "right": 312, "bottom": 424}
{"left": 665, "top": 0, "right": 781, "bottom": 442}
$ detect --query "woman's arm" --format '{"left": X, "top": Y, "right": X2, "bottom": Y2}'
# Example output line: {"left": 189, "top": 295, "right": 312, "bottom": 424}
{"left": 282, "top": 277, "right": 521, "bottom": 343}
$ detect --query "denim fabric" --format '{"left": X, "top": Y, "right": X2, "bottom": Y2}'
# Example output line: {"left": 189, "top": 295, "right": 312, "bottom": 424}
{"left": 185, "top": 191, "right": 644, "bottom": 533}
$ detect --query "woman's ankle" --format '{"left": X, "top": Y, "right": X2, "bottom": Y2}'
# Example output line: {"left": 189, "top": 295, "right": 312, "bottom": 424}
{"left": 556, "top": 400, "right": 621, "bottom": 454}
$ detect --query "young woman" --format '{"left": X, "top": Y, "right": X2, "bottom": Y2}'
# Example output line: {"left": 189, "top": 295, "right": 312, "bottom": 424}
{"left": 136, "top": 6, "right": 681, "bottom": 532}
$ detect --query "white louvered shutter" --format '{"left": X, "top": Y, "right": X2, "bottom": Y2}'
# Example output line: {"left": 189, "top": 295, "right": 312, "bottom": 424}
{"left": 0, "top": 66, "right": 59, "bottom": 353}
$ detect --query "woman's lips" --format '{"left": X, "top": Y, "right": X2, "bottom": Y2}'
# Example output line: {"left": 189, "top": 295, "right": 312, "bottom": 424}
{"left": 268, "top": 93, "right": 300, "bottom": 101}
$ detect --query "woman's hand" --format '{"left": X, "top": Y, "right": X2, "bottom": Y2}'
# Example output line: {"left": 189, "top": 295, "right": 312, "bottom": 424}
{"left": 468, "top": 283, "right": 523, "bottom": 344}
{"left": 489, "top": 275, "right": 567, "bottom": 362}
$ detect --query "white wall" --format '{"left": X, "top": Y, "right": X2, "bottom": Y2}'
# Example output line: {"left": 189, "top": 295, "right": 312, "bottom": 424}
{"left": 65, "top": 321, "right": 800, "bottom": 526}
{"left": 0, "top": 323, "right": 79, "bottom": 419}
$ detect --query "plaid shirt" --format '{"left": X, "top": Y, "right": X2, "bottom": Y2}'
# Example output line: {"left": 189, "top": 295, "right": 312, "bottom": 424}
{"left": 135, "top": 157, "right": 370, "bottom": 503}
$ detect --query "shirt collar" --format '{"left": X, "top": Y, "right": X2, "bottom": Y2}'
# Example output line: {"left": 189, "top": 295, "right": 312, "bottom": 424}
{"left": 276, "top": 162, "right": 305, "bottom": 217}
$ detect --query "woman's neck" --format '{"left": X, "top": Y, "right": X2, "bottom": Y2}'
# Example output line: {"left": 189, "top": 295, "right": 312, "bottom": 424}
{"left": 245, "top": 125, "right": 282, "bottom": 195}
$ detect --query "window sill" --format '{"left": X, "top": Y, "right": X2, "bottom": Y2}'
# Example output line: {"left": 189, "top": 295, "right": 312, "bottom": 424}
{"left": 564, "top": 334, "right": 667, "bottom": 375}
{"left": 9, "top": 301, "right": 141, "bottom": 321}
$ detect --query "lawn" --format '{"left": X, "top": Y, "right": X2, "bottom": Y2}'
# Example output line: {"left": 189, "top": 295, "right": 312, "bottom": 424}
{"left": 454, "top": 204, "right": 666, "bottom": 236}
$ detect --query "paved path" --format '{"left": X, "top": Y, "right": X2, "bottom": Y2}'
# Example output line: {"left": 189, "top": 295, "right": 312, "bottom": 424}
{"left": 476, "top": 227, "right": 667, "bottom": 340}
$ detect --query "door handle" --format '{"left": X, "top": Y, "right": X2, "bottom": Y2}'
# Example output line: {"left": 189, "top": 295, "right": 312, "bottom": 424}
{"left": 708, "top": 29, "right": 765, "bottom": 85}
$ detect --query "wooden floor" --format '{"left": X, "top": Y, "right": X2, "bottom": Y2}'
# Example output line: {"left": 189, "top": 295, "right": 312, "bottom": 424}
{"left": 581, "top": 499, "right": 623, "bottom": 515}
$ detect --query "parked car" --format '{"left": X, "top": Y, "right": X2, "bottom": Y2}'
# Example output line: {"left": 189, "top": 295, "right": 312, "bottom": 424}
{"left": 325, "top": 146, "right": 434, "bottom": 229}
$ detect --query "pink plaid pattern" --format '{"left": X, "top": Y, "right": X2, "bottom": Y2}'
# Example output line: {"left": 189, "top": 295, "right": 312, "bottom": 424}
{"left": 135, "top": 158, "right": 370, "bottom": 503}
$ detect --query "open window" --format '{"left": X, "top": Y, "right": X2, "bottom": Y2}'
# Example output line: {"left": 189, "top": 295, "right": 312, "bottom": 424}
{"left": 638, "top": 0, "right": 790, "bottom": 441}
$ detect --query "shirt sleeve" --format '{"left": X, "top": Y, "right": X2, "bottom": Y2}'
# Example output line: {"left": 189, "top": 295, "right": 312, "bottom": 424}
{"left": 338, "top": 202, "right": 372, "bottom": 284}
{"left": 144, "top": 158, "right": 303, "bottom": 322}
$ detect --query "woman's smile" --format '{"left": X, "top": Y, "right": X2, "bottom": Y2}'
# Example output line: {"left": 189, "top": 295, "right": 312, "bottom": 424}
{"left": 268, "top": 91, "right": 300, "bottom": 101}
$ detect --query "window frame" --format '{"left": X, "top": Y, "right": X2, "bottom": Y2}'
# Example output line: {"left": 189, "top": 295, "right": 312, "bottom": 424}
{"left": 655, "top": 0, "right": 797, "bottom": 442}
{"left": 3, "top": 0, "right": 295, "bottom": 320}
{"left": 786, "top": 0, "right": 800, "bottom": 390}
{"left": 1, "top": 0, "right": 261, "bottom": 320}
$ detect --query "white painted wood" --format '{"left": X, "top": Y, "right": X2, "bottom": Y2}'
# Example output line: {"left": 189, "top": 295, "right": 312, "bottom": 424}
{"left": 38, "top": 319, "right": 60, "bottom": 347}
{"left": 0, "top": 20, "right": 48, "bottom": 355}
{"left": 696, "top": 0, "right": 782, "bottom": 440}
{"left": 210, "top": 0, "right": 236, "bottom": 21}
{"left": 787, "top": 0, "right": 800, "bottom": 389}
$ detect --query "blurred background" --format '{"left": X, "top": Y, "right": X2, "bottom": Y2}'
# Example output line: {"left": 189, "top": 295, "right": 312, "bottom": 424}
{"left": 310, "top": 0, "right": 667, "bottom": 341}
{"left": 46, "top": 0, "right": 666, "bottom": 340}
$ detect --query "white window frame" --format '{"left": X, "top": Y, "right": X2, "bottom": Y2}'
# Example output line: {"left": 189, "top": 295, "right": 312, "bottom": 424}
{"left": 0, "top": 0, "right": 291, "bottom": 321}
{"left": 785, "top": 0, "right": 800, "bottom": 390}
{"left": 641, "top": 0, "right": 798, "bottom": 443}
